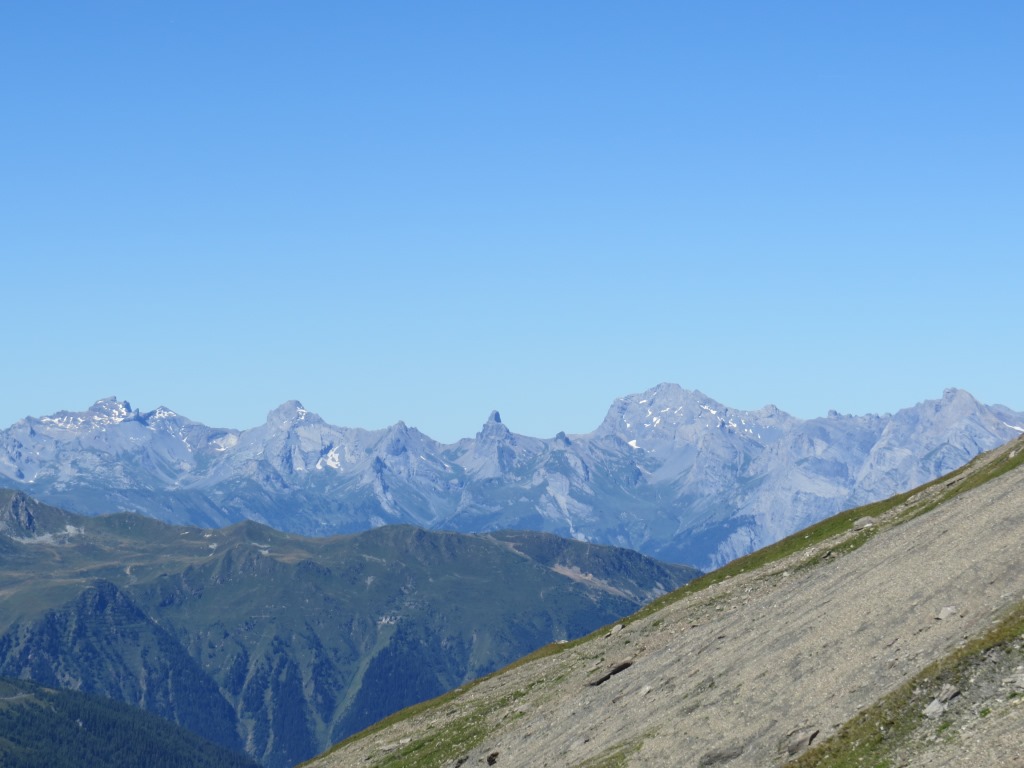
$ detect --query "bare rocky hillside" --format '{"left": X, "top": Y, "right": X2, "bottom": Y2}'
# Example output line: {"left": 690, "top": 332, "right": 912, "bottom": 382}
{"left": 307, "top": 435, "right": 1024, "bottom": 768}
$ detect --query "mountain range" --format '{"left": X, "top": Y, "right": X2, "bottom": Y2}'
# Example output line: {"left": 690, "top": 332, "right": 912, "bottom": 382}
{"left": 0, "top": 490, "right": 696, "bottom": 767}
{"left": 1, "top": 385, "right": 1021, "bottom": 568}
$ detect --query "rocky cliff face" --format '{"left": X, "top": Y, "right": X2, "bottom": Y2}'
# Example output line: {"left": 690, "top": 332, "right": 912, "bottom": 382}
{"left": 2, "top": 387, "right": 1021, "bottom": 568}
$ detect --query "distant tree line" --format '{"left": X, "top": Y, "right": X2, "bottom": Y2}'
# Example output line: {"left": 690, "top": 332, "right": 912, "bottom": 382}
{"left": 0, "top": 677, "right": 258, "bottom": 768}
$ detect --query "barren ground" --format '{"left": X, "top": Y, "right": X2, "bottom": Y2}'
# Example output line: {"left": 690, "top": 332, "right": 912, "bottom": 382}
{"left": 310, "top": 438, "right": 1024, "bottom": 768}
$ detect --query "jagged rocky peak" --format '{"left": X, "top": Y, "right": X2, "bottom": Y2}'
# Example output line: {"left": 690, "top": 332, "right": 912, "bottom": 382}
{"left": 0, "top": 491, "right": 36, "bottom": 534}
{"left": 600, "top": 383, "right": 714, "bottom": 432}
{"left": 134, "top": 405, "right": 194, "bottom": 430}
{"left": 883, "top": 388, "right": 987, "bottom": 426}
{"left": 28, "top": 397, "right": 155, "bottom": 433}
{"left": 91, "top": 396, "right": 131, "bottom": 412}
{"left": 88, "top": 397, "right": 138, "bottom": 424}
{"left": 383, "top": 419, "right": 425, "bottom": 443}
{"left": 878, "top": 388, "right": 998, "bottom": 440}
{"left": 266, "top": 400, "right": 322, "bottom": 429}
{"left": 939, "top": 387, "right": 981, "bottom": 411}
{"left": 755, "top": 402, "right": 789, "bottom": 420}
{"left": 477, "top": 410, "right": 512, "bottom": 442}
{"left": 621, "top": 382, "right": 694, "bottom": 408}
{"left": 383, "top": 421, "right": 411, "bottom": 456}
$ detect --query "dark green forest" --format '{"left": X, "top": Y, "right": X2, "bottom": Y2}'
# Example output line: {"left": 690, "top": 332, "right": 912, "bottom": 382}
{"left": 0, "top": 677, "right": 258, "bottom": 768}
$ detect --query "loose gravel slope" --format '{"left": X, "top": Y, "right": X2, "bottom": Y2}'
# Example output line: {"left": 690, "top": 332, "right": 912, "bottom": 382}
{"left": 307, "top": 436, "right": 1024, "bottom": 768}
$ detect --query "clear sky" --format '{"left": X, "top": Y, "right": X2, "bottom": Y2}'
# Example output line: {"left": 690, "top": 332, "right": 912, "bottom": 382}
{"left": 2, "top": 2, "right": 1021, "bottom": 442}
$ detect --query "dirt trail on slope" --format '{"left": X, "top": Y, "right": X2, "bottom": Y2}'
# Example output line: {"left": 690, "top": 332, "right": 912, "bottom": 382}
{"left": 314, "top": 439, "right": 1024, "bottom": 768}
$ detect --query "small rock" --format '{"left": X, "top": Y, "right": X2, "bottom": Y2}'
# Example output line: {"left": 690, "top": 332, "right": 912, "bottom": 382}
{"left": 937, "top": 684, "right": 960, "bottom": 703}
{"left": 605, "top": 623, "right": 625, "bottom": 637}
{"left": 784, "top": 727, "right": 820, "bottom": 756}
{"left": 698, "top": 744, "right": 744, "bottom": 766}
{"left": 1002, "top": 673, "right": 1024, "bottom": 690}
{"left": 640, "top": 685, "right": 652, "bottom": 697}
{"left": 852, "top": 516, "right": 875, "bottom": 531}
{"left": 587, "top": 660, "right": 634, "bottom": 687}
{"left": 486, "top": 750, "right": 500, "bottom": 765}
{"left": 923, "top": 699, "right": 946, "bottom": 719}
{"left": 936, "top": 606, "right": 959, "bottom": 621}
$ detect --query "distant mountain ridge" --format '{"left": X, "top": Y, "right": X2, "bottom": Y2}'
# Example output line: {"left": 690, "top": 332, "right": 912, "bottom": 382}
{"left": 0, "top": 490, "right": 696, "bottom": 767}
{"left": 1, "top": 386, "right": 1021, "bottom": 567}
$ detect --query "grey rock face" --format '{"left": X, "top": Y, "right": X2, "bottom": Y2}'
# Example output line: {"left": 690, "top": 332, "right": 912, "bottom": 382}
{"left": 1, "top": 386, "right": 1022, "bottom": 568}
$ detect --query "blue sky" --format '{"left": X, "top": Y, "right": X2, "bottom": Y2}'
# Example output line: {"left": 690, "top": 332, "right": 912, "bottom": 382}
{"left": 2, "top": 2, "right": 1021, "bottom": 442}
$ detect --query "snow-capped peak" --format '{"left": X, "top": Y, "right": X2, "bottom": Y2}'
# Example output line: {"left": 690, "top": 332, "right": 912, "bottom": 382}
{"left": 87, "top": 397, "right": 135, "bottom": 425}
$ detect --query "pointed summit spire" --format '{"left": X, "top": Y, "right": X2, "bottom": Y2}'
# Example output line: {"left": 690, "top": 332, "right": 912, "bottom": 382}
{"left": 477, "top": 410, "right": 512, "bottom": 444}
